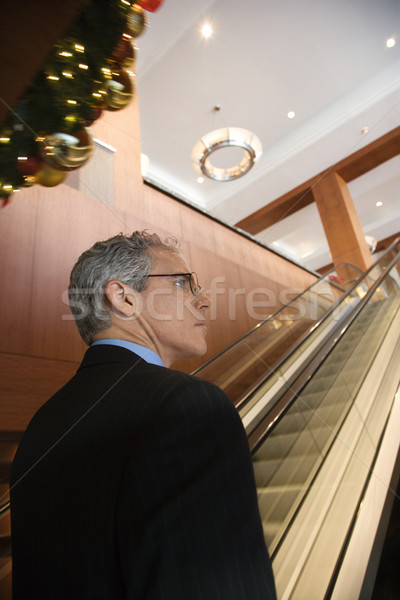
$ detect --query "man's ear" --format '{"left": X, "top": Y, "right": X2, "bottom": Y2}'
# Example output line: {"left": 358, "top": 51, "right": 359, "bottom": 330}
{"left": 104, "top": 280, "right": 137, "bottom": 318}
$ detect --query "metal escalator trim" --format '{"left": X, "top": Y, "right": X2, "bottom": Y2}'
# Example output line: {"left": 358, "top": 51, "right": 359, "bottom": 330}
{"left": 0, "top": 501, "right": 10, "bottom": 515}
{"left": 0, "top": 431, "right": 21, "bottom": 516}
{"left": 194, "top": 240, "right": 400, "bottom": 417}
{"left": 247, "top": 249, "right": 400, "bottom": 449}
{"left": 263, "top": 305, "right": 398, "bottom": 562}
{"left": 271, "top": 331, "right": 400, "bottom": 598}
{"left": 239, "top": 240, "right": 400, "bottom": 412}
{"left": 255, "top": 297, "right": 400, "bottom": 558}
{"left": 239, "top": 308, "right": 354, "bottom": 432}
{"left": 192, "top": 262, "right": 359, "bottom": 376}
{"left": 323, "top": 383, "right": 400, "bottom": 599}
{"left": 198, "top": 274, "right": 355, "bottom": 412}
{"left": 194, "top": 238, "right": 399, "bottom": 380}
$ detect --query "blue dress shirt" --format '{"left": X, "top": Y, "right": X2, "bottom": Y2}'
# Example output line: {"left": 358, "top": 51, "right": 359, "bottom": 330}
{"left": 91, "top": 339, "right": 164, "bottom": 367}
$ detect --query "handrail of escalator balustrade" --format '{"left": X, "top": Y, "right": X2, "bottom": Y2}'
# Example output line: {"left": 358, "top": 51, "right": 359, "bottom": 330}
{"left": 194, "top": 239, "right": 400, "bottom": 379}
{"left": 0, "top": 500, "right": 10, "bottom": 515}
{"left": 192, "top": 262, "right": 361, "bottom": 377}
{"left": 194, "top": 239, "right": 400, "bottom": 413}
{"left": 0, "top": 500, "right": 11, "bottom": 558}
{"left": 0, "top": 430, "right": 22, "bottom": 517}
{"left": 247, "top": 243, "right": 400, "bottom": 453}
{"left": 237, "top": 241, "right": 400, "bottom": 409}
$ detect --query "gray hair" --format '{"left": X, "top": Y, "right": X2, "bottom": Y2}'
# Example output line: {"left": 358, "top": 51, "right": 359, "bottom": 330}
{"left": 68, "top": 231, "right": 180, "bottom": 345}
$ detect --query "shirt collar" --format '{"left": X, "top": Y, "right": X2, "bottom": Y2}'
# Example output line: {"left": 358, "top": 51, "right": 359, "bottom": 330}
{"left": 91, "top": 339, "right": 164, "bottom": 367}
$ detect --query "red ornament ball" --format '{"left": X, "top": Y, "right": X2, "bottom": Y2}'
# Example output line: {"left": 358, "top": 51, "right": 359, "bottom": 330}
{"left": 139, "top": 0, "right": 165, "bottom": 12}
{"left": 111, "top": 38, "right": 135, "bottom": 68}
{"left": 16, "top": 155, "right": 42, "bottom": 176}
{"left": 85, "top": 106, "right": 103, "bottom": 125}
{"left": 1, "top": 195, "right": 12, "bottom": 207}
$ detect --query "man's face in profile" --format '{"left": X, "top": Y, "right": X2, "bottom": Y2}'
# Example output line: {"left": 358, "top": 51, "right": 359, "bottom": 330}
{"left": 135, "top": 247, "right": 210, "bottom": 366}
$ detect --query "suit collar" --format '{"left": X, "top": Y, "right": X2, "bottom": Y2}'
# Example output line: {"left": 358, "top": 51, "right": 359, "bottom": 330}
{"left": 78, "top": 344, "right": 145, "bottom": 371}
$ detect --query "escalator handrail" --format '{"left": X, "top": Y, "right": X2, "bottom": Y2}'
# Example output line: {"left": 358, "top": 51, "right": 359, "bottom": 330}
{"left": 0, "top": 500, "right": 11, "bottom": 557}
{"left": 193, "top": 238, "right": 399, "bottom": 377}
{"left": 195, "top": 239, "right": 400, "bottom": 415}
{"left": 192, "top": 263, "right": 357, "bottom": 375}
{"left": 0, "top": 500, "right": 10, "bottom": 515}
{"left": 234, "top": 246, "right": 398, "bottom": 410}
{"left": 248, "top": 243, "right": 400, "bottom": 454}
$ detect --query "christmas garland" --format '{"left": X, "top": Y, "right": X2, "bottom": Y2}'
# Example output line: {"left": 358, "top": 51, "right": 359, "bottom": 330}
{"left": 0, "top": 0, "right": 164, "bottom": 203}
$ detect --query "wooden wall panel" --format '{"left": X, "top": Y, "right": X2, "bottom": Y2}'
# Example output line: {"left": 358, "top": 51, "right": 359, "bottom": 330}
{"left": 141, "top": 185, "right": 186, "bottom": 243}
{"left": 0, "top": 196, "right": 36, "bottom": 356}
{"left": 0, "top": 353, "right": 79, "bottom": 432}
{"left": 27, "top": 188, "right": 123, "bottom": 362}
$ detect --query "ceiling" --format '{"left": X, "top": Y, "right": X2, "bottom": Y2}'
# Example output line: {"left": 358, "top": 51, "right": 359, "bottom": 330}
{"left": 135, "top": 0, "right": 400, "bottom": 272}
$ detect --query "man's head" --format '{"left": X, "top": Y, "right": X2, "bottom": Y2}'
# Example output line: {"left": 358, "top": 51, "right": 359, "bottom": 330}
{"left": 68, "top": 231, "right": 209, "bottom": 366}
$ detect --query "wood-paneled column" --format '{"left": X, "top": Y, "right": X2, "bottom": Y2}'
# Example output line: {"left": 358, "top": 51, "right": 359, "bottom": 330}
{"left": 312, "top": 172, "right": 374, "bottom": 280}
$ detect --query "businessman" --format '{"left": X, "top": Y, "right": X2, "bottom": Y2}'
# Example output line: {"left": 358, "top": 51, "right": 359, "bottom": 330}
{"left": 10, "top": 230, "right": 276, "bottom": 599}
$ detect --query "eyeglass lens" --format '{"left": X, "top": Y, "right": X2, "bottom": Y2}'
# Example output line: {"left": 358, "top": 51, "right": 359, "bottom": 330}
{"left": 190, "top": 273, "right": 201, "bottom": 296}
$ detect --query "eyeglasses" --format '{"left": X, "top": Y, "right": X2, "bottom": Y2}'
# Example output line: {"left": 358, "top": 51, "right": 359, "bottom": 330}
{"left": 146, "top": 272, "right": 201, "bottom": 297}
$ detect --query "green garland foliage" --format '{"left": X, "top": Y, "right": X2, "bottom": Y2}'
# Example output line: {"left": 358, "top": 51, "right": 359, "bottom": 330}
{"left": 0, "top": 0, "right": 135, "bottom": 198}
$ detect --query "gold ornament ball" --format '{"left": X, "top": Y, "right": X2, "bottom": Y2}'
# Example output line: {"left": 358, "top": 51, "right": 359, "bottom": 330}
{"left": 126, "top": 5, "right": 147, "bottom": 38}
{"left": 38, "top": 128, "right": 93, "bottom": 171}
{"left": 104, "top": 69, "right": 134, "bottom": 111}
{"left": 36, "top": 164, "right": 67, "bottom": 187}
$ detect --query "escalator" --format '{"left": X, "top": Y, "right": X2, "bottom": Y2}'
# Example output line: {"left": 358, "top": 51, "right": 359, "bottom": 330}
{"left": 193, "top": 262, "right": 362, "bottom": 408}
{"left": 254, "top": 292, "right": 399, "bottom": 550}
{"left": 194, "top": 238, "right": 400, "bottom": 598}
{"left": 0, "top": 240, "right": 399, "bottom": 598}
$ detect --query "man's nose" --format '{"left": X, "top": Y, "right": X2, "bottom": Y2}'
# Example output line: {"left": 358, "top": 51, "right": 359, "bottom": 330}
{"left": 194, "top": 288, "right": 210, "bottom": 309}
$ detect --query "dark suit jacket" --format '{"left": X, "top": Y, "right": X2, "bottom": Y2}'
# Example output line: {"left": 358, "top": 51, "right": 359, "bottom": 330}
{"left": 10, "top": 345, "right": 276, "bottom": 599}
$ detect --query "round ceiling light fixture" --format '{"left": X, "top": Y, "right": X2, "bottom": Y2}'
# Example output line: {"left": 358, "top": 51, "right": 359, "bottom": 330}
{"left": 191, "top": 127, "right": 262, "bottom": 182}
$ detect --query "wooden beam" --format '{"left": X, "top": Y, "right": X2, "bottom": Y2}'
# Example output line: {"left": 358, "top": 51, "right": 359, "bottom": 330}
{"left": 375, "top": 231, "right": 400, "bottom": 252}
{"left": 236, "top": 126, "right": 400, "bottom": 235}
{"left": 316, "top": 230, "right": 400, "bottom": 274}
{"left": 235, "top": 182, "right": 316, "bottom": 235}
{"left": 312, "top": 172, "right": 374, "bottom": 276}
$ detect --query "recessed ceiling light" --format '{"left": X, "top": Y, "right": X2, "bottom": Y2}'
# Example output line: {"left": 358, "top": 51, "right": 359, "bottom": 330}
{"left": 202, "top": 23, "right": 212, "bottom": 38}
{"left": 376, "top": 201, "right": 383, "bottom": 207}
{"left": 287, "top": 111, "right": 295, "bottom": 119}
{"left": 386, "top": 37, "right": 396, "bottom": 48}
{"left": 197, "top": 177, "right": 204, "bottom": 184}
